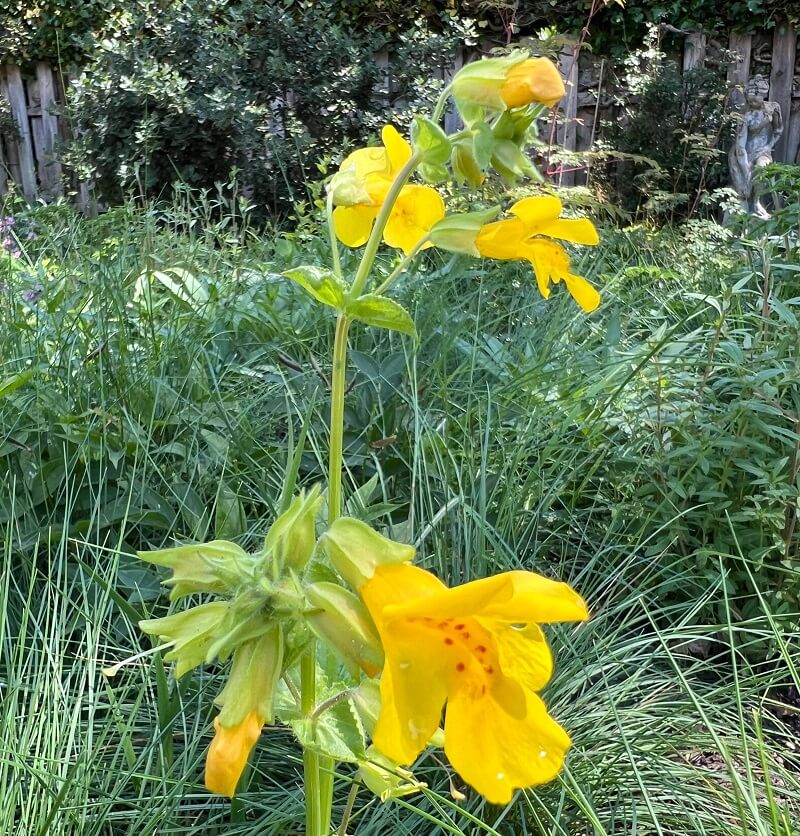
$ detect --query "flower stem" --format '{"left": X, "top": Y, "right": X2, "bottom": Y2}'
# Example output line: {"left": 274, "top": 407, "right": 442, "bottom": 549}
{"left": 372, "top": 238, "right": 429, "bottom": 298}
{"left": 301, "top": 648, "right": 321, "bottom": 836}
{"left": 328, "top": 313, "right": 351, "bottom": 525}
{"left": 432, "top": 83, "right": 454, "bottom": 123}
{"left": 326, "top": 191, "right": 343, "bottom": 280}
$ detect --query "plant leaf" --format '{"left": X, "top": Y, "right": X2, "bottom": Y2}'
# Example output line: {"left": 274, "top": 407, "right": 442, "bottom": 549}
{"left": 346, "top": 295, "right": 416, "bottom": 337}
{"left": 282, "top": 266, "right": 346, "bottom": 309}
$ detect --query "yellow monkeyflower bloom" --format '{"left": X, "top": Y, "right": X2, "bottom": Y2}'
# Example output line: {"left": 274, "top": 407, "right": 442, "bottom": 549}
{"left": 476, "top": 195, "right": 601, "bottom": 311}
{"left": 500, "top": 58, "right": 566, "bottom": 109}
{"left": 332, "top": 125, "right": 445, "bottom": 255}
{"left": 359, "top": 562, "right": 589, "bottom": 804}
{"left": 205, "top": 711, "right": 263, "bottom": 797}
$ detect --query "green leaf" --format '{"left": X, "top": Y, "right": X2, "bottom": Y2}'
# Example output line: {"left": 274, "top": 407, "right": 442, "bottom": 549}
{"left": 0, "top": 368, "right": 35, "bottom": 399}
{"left": 282, "top": 266, "right": 346, "bottom": 309}
{"left": 346, "top": 294, "right": 416, "bottom": 337}
{"left": 472, "top": 122, "right": 495, "bottom": 169}
{"left": 215, "top": 480, "right": 247, "bottom": 539}
{"left": 290, "top": 694, "right": 366, "bottom": 762}
{"left": 411, "top": 116, "right": 451, "bottom": 165}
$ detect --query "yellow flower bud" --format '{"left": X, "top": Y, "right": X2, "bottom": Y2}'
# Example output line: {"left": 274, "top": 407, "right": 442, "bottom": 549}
{"left": 500, "top": 57, "right": 565, "bottom": 109}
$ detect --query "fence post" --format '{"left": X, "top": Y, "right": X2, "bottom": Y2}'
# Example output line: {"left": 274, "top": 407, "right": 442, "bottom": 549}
{"left": 769, "top": 21, "right": 796, "bottom": 162}
{"left": 557, "top": 42, "right": 579, "bottom": 187}
{"left": 683, "top": 33, "right": 707, "bottom": 72}
{"left": 34, "top": 63, "right": 63, "bottom": 197}
{"left": 727, "top": 32, "right": 752, "bottom": 88}
{"left": 3, "top": 64, "right": 37, "bottom": 200}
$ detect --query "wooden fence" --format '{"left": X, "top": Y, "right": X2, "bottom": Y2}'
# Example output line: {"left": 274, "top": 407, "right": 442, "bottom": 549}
{"left": 0, "top": 63, "right": 66, "bottom": 201}
{"left": 1, "top": 21, "right": 799, "bottom": 203}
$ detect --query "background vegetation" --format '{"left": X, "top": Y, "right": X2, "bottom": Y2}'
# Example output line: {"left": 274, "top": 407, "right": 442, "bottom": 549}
{"left": 1, "top": 174, "right": 798, "bottom": 831}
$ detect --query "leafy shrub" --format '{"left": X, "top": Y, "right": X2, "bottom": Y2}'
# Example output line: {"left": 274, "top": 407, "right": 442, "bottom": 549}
{"left": 604, "top": 27, "right": 733, "bottom": 220}
{"left": 64, "top": 0, "right": 474, "bottom": 219}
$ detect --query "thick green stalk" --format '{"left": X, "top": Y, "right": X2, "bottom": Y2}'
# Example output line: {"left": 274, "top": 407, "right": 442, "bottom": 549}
{"left": 301, "top": 649, "right": 321, "bottom": 836}
{"left": 328, "top": 314, "right": 351, "bottom": 525}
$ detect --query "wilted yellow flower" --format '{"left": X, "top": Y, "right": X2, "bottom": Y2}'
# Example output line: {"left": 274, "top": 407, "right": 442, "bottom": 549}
{"left": 500, "top": 58, "right": 565, "bottom": 109}
{"left": 359, "top": 562, "right": 589, "bottom": 804}
{"left": 476, "top": 195, "right": 601, "bottom": 311}
{"left": 204, "top": 627, "right": 284, "bottom": 797}
{"left": 332, "top": 125, "right": 444, "bottom": 255}
{"left": 205, "top": 711, "right": 263, "bottom": 797}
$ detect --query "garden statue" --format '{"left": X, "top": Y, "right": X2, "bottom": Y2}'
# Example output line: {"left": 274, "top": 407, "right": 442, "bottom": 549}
{"left": 728, "top": 74, "right": 783, "bottom": 217}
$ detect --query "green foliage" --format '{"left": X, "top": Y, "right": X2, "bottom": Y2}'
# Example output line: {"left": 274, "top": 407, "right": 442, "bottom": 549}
{"left": 605, "top": 27, "right": 734, "bottom": 220}
{"left": 63, "top": 1, "right": 473, "bottom": 218}
{"left": 1, "top": 194, "right": 799, "bottom": 831}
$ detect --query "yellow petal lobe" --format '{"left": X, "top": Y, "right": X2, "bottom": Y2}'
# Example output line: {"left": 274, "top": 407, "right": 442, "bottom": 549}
{"left": 382, "top": 125, "right": 412, "bottom": 174}
{"left": 383, "top": 185, "right": 445, "bottom": 255}
{"left": 333, "top": 204, "right": 380, "bottom": 248}
{"left": 444, "top": 686, "right": 571, "bottom": 804}
{"left": 563, "top": 273, "right": 601, "bottom": 312}
{"left": 205, "top": 711, "right": 263, "bottom": 797}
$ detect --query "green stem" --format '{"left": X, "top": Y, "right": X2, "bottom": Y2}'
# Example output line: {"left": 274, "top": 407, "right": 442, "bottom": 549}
{"left": 328, "top": 314, "right": 351, "bottom": 525}
{"left": 372, "top": 238, "right": 429, "bottom": 297}
{"left": 337, "top": 782, "right": 360, "bottom": 836}
{"left": 349, "top": 153, "right": 421, "bottom": 299}
{"left": 432, "top": 83, "right": 454, "bottom": 123}
{"left": 301, "top": 648, "right": 321, "bottom": 836}
{"left": 326, "top": 191, "right": 343, "bottom": 280}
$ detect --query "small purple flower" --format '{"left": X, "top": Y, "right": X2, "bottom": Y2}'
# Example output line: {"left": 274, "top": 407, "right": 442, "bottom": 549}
{"left": 22, "top": 285, "right": 42, "bottom": 302}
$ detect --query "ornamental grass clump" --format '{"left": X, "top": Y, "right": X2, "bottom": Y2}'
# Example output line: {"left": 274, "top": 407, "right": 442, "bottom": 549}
{"left": 128, "top": 49, "right": 600, "bottom": 833}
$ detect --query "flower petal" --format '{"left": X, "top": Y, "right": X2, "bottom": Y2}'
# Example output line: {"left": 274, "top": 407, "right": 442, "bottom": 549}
{"left": 382, "top": 125, "right": 412, "bottom": 174}
{"left": 373, "top": 618, "right": 449, "bottom": 764}
{"left": 539, "top": 217, "right": 600, "bottom": 246}
{"left": 509, "top": 195, "right": 562, "bottom": 229}
{"left": 484, "top": 621, "right": 554, "bottom": 692}
{"left": 475, "top": 217, "right": 528, "bottom": 260}
{"left": 444, "top": 685, "right": 571, "bottom": 804}
{"left": 205, "top": 711, "right": 263, "bottom": 797}
{"left": 361, "top": 562, "right": 446, "bottom": 621}
{"left": 342, "top": 145, "right": 390, "bottom": 181}
{"left": 333, "top": 204, "right": 380, "bottom": 248}
{"left": 383, "top": 185, "right": 445, "bottom": 255}
{"left": 386, "top": 570, "right": 588, "bottom": 625}
{"left": 563, "top": 273, "right": 601, "bottom": 312}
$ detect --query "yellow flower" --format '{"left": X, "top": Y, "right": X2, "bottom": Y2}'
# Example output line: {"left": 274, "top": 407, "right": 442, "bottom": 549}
{"left": 332, "top": 125, "right": 445, "bottom": 255}
{"left": 205, "top": 711, "right": 263, "bottom": 797}
{"left": 475, "top": 195, "right": 601, "bottom": 312}
{"left": 360, "top": 562, "right": 589, "bottom": 804}
{"left": 500, "top": 57, "right": 566, "bottom": 109}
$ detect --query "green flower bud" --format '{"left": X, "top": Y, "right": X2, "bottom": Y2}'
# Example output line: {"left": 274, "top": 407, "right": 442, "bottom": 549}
{"left": 491, "top": 139, "right": 540, "bottom": 186}
{"left": 451, "top": 142, "right": 485, "bottom": 188}
{"left": 429, "top": 207, "right": 500, "bottom": 257}
{"left": 327, "top": 164, "right": 373, "bottom": 207}
{"left": 137, "top": 540, "right": 253, "bottom": 601}
{"left": 216, "top": 625, "right": 284, "bottom": 727}
{"left": 265, "top": 486, "right": 323, "bottom": 572}
{"left": 139, "top": 600, "right": 230, "bottom": 678}
{"left": 320, "top": 517, "right": 415, "bottom": 590}
{"left": 305, "top": 582, "right": 384, "bottom": 676}
{"left": 411, "top": 116, "right": 451, "bottom": 165}
{"left": 358, "top": 746, "right": 426, "bottom": 802}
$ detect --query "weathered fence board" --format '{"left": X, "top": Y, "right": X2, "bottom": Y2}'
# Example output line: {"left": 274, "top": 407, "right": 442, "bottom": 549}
{"left": 34, "top": 62, "right": 63, "bottom": 197}
{"left": 557, "top": 42, "right": 579, "bottom": 187}
{"left": 683, "top": 32, "right": 707, "bottom": 71}
{"left": 769, "top": 22, "right": 796, "bottom": 162}
{"left": 3, "top": 64, "right": 37, "bottom": 200}
{"left": 727, "top": 32, "right": 752, "bottom": 87}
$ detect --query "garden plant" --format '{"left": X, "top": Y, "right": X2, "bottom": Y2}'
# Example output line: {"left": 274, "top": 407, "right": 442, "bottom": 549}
{"left": 130, "top": 51, "right": 602, "bottom": 834}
